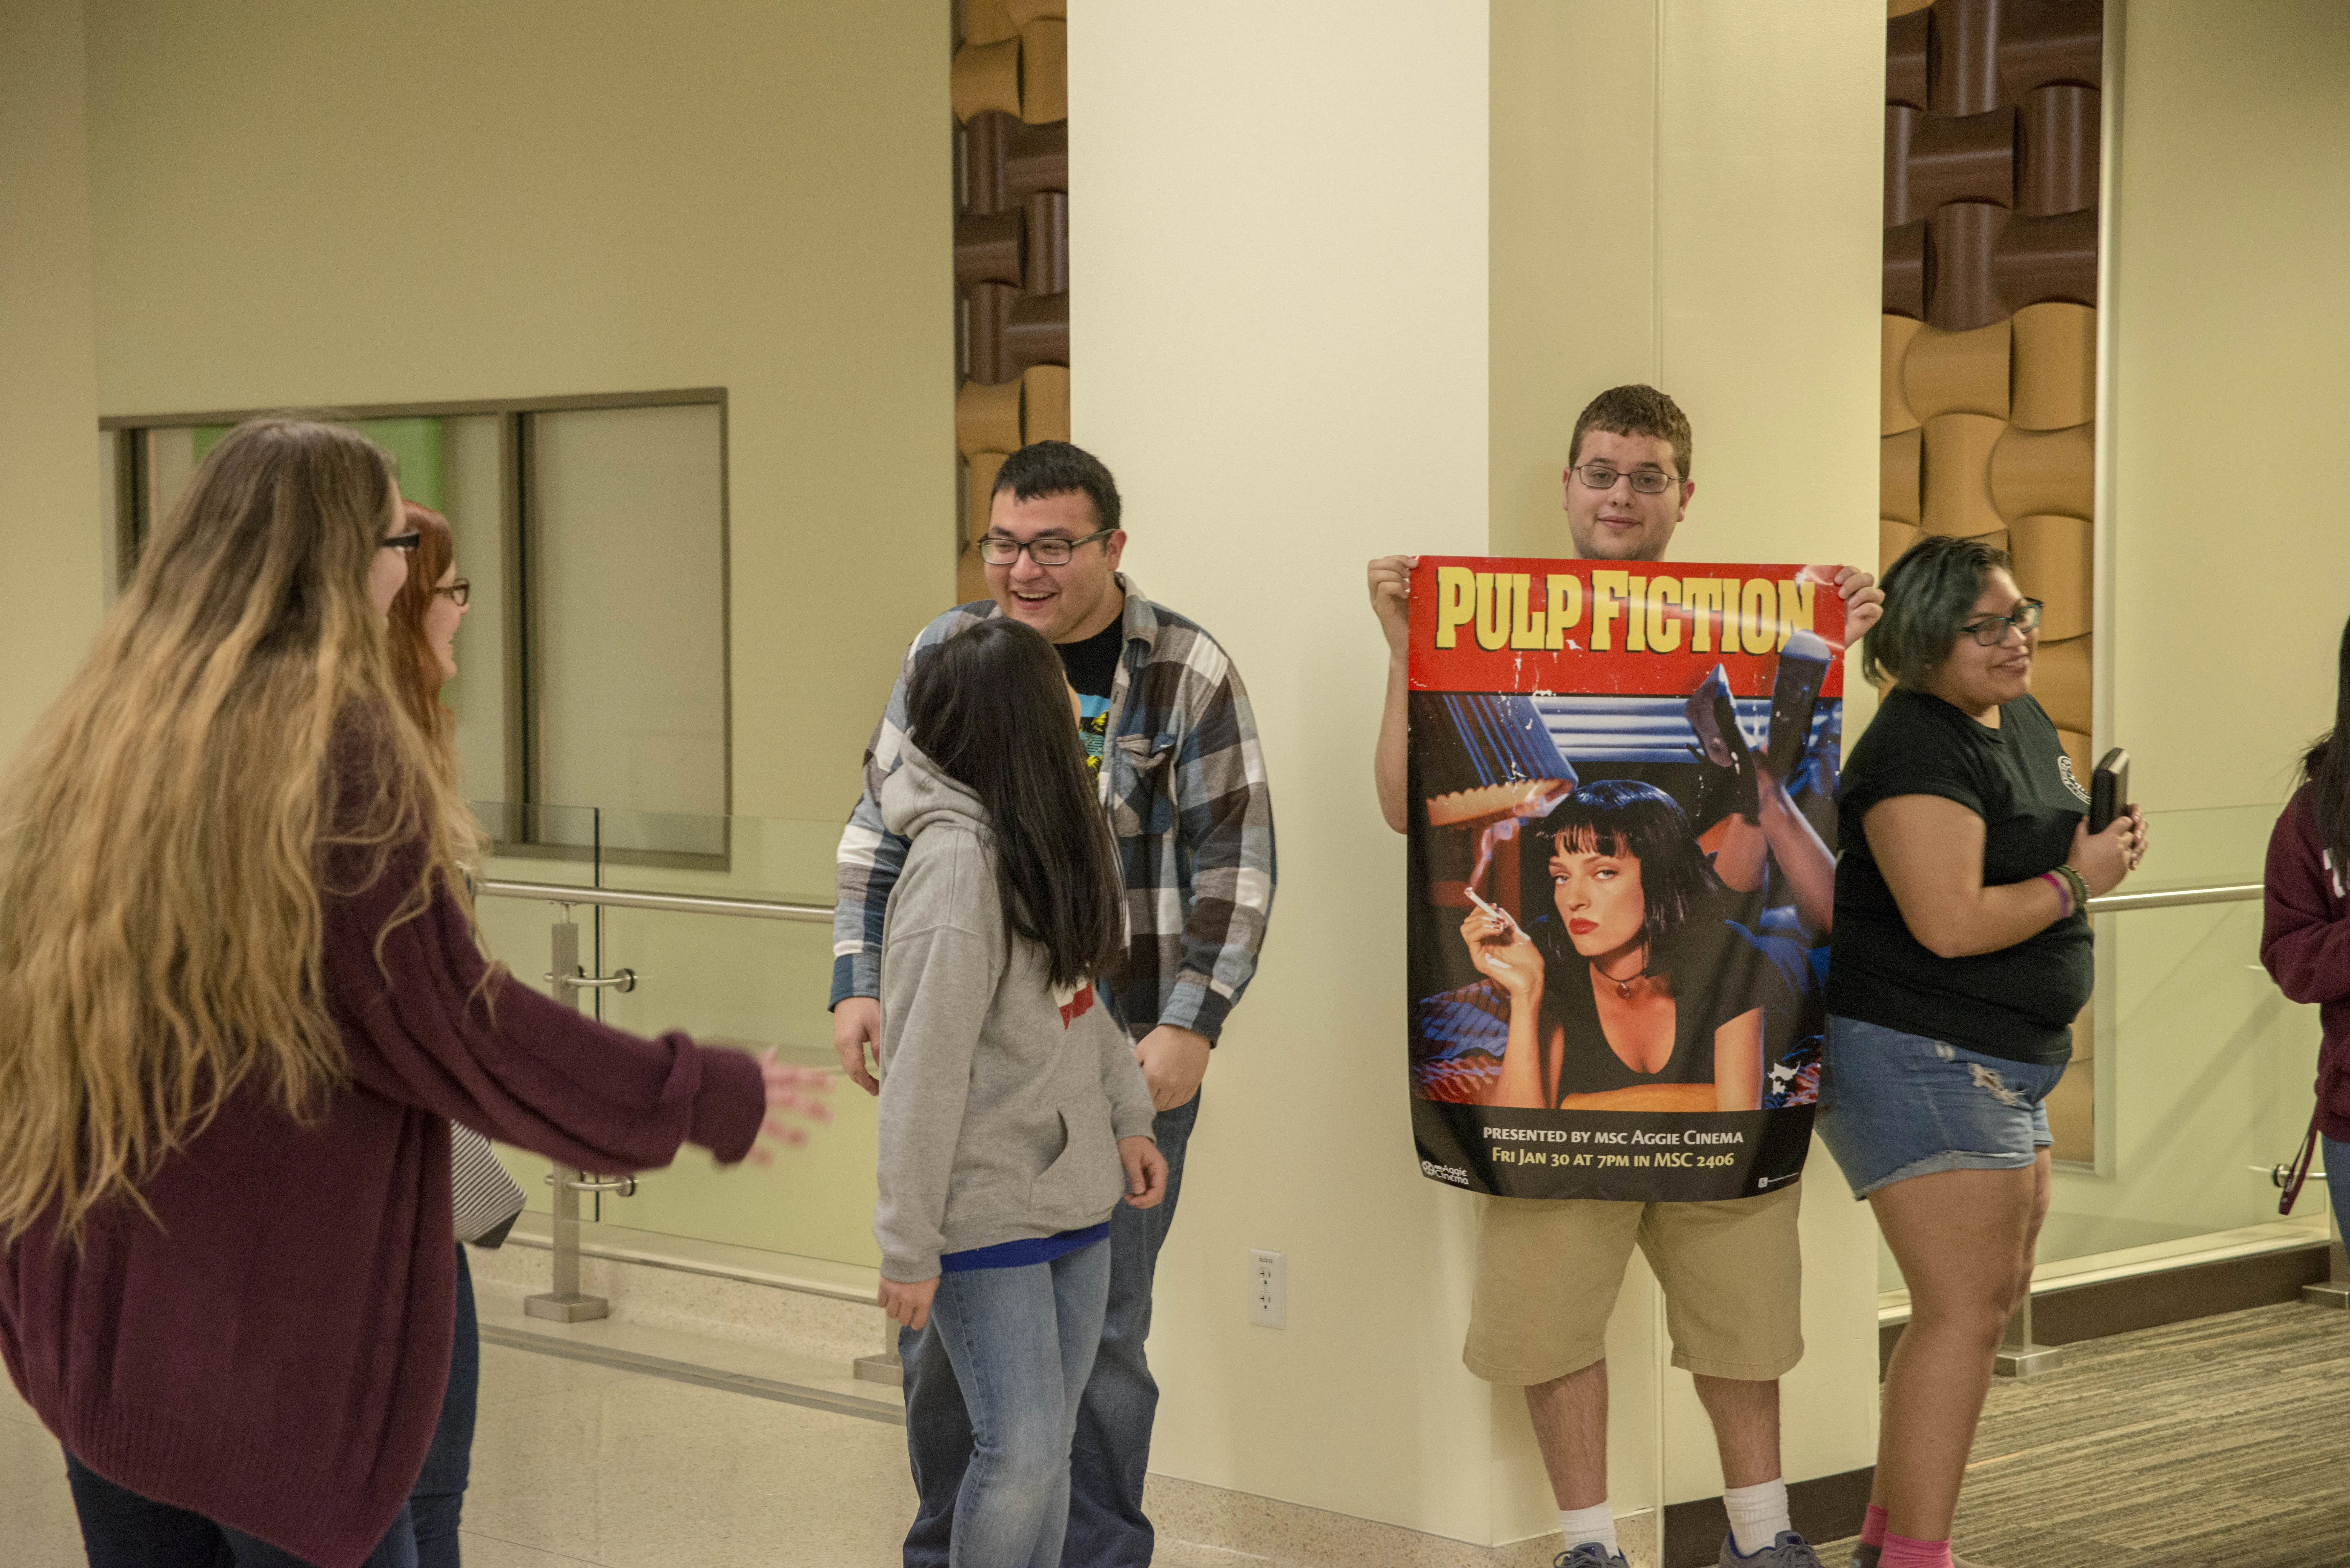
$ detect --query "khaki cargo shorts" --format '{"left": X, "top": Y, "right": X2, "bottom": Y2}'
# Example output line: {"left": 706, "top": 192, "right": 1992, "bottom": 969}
{"left": 1462, "top": 1182, "right": 1804, "bottom": 1385}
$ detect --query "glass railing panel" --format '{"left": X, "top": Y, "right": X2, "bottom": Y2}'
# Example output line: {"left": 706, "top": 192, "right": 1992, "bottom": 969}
{"left": 2037, "top": 800, "right": 2316, "bottom": 1269}
{"left": 468, "top": 803, "right": 604, "bottom": 1223}
{"left": 1874, "top": 802, "right": 2316, "bottom": 1291}
{"left": 465, "top": 804, "right": 875, "bottom": 1268}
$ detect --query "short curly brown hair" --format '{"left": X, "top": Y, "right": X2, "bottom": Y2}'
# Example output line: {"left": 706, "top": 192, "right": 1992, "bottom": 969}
{"left": 1569, "top": 384, "right": 1692, "bottom": 481}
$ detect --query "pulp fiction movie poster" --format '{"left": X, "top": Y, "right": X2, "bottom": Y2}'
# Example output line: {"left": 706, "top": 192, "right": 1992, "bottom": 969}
{"left": 1406, "top": 559, "right": 1845, "bottom": 1201}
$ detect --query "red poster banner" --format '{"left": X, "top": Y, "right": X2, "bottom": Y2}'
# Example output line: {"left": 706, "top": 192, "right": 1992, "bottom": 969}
{"left": 1404, "top": 558, "right": 1845, "bottom": 1200}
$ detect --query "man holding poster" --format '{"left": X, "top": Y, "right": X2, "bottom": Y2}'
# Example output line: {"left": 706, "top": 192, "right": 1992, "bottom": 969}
{"left": 1365, "top": 387, "right": 1881, "bottom": 1568}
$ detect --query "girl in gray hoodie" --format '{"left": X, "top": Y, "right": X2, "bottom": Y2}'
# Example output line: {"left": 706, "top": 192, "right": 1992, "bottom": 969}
{"left": 873, "top": 618, "right": 1165, "bottom": 1568}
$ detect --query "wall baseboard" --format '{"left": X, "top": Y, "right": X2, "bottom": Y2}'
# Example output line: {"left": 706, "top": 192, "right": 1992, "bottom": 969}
{"left": 1877, "top": 1241, "right": 2330, "bottom": 1376}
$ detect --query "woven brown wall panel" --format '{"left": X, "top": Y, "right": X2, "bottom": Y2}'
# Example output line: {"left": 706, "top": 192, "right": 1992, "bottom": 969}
{"left": 2017, "top": 85, "right": 2100, "bottom": 216}
{"left": 2009, "top": 513, "right": 2094, "bottom": 638}
{"left": 2011, "top": 302, "right": 2096, "bottom": 430}
{"left": 1883, "top": 315, "right": 1925, "bottom": 434}
{"left": 1882, "top": 428, "right": 1923, "bottom": 526}
{"left": 956, "top": 379, "right": 1023, "bottom": 456}
{"left": 955, "top": 210, "right": 1024, "bottom": 290}
{"left": 1926, "top": 201, "right": 2010, "bottom": 331}
{"left": 1904, "top": 318, "right": 2013, "bottom": 423}
{"left": 1998, "top": 0, "right": 2104, "bottom": 98}
{"left": 1922, "top": 412, "right": 2009, "bottom": 538}
{"left": 1885, "top": 220, "right": 1928, "bottom": 319}
{"left": 2033, "top": 634, "right": 2093, "bottom": 733}
{"left": 1989, "top": 421, "right": 2094, "bottom": 520}
{"left": 1023, "top": 190, "right": 1069, "bottom": 295}
{"left": 1888, "top": 9, "right": 1930, "bottom": 108}
{"left": 1930, "top": 0, "right": 2007, "bottom": 117}
{"left": 1997, "top": 205, "right": 2099, "bottom": 313}
{"left": 953, "top": 2, "right": 1069, "bottom": 573}
{"left": 1888, "top": 105, "right": 2018, "bottom": 226}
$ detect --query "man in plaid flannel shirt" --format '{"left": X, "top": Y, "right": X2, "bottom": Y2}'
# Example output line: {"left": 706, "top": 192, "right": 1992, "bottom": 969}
{"left": 831, "top": 441, "right": 1276, "bottom": 1568}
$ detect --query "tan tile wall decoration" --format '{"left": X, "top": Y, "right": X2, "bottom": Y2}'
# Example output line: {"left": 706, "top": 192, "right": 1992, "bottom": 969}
{"left": 1884, "top": 0, "right": 2104, "bottom": 1160}
{"left": 952, "top": 0, "right": 1070, "bottom": 602}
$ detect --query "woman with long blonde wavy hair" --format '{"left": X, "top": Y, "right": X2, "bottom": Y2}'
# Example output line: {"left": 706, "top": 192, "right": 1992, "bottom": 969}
{"left": 0, "top": 419, "right": 824, "bottom": 1568}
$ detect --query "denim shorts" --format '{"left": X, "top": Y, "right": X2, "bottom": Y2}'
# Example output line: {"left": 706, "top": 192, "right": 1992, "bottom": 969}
{"left": 1814, "top": 1015, "right": 2065, "bottom": 1199}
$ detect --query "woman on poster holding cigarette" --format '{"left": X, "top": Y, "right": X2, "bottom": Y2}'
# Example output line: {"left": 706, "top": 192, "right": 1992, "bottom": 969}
{"left": 1456, "top": 779, "right": 1805, "bottom": 1113}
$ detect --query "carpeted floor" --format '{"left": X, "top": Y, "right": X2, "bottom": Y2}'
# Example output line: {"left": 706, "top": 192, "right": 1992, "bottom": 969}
{"left": 1820, "top": 1300, "right": 2350, "bottom": 1567}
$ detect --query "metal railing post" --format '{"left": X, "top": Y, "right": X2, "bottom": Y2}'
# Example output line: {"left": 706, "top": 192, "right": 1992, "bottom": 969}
{"left": 2306, "top": 1176, "right": 2350, "bottom": 1309}
{"left": 854, "top": 1320, "right": 905, "bottom": 1386}
{"left": 526, "top": 909, "right": 611, "bottom": 1324}
{"left": 1995, "top": 1285, "right": 2065, "bottom": 1378}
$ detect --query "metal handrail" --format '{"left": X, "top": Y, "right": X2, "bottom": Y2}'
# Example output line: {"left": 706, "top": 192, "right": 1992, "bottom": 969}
{"left": 2085, "top": 882, "right": 2262, "bottom": 914}
{"left": 481, "top": 878, "right": 833, "bottom": 923}
{"left": 479, "top": 872, "right": 2254, "bottom": 925}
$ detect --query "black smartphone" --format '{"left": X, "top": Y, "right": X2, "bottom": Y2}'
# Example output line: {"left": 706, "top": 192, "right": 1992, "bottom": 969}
{"left": 2090, "top": 747, "right": 2129, "bottom": 834}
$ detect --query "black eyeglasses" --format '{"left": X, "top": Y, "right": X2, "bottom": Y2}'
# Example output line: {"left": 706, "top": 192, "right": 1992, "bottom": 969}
{"left": 435, "top": 579, "right": 471, "bottom": 608}
{"left": 1570, "top": 463, "right": 1679, "bottom": 496}
{"left": 977, "top": 528, "right": 1115, "bottom": 567}
{"left": 380, "top": 531, "right": 422, "bottom": 553}
{"left": 1960, "top": 599, "right": 2044, "bottom": 645}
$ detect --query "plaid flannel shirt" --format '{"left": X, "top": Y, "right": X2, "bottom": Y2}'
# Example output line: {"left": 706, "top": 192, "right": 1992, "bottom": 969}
{"left": 830, "top": 576, "right": 1276, "bottom": 1043}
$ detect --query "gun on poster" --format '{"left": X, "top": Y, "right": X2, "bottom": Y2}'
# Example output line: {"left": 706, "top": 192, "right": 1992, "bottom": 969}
{"left": 1403, "top": 558, "right": 1847, "bottom": 1202}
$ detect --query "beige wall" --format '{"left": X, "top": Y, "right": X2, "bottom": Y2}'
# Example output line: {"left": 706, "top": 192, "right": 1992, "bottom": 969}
{"left": 0, "top": 0, "right": 105, "bottom": 761}
{"left": 2109, "top": 1, "right": 2350, "bottom": 813}
{"left": 1080, "top": 0, "right": 1883, "bottom": 1543}
{"left": 77, "top": 0, "right": 954, "bottom": 822}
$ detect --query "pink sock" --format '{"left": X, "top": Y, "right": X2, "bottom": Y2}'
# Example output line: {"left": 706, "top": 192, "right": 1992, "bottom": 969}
{"left": 1860, "top": 1504, "right": 1890, "bottom": 1549}
{"left": 1879, "top": 1532, "right": 1952, "bottom": 1568}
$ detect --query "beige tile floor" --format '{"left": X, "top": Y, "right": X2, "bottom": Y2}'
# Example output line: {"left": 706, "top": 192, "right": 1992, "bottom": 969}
{"left": 2, "top": 1342, "right": 1277, "bottom": 1567}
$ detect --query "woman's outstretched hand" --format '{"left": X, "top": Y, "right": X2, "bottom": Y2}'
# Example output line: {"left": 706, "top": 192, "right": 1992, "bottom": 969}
{"left": 1119, "top": 1135, "right": 1168, "bottom": 1209}
{"left": 1459, "top": 906, "right": 1543, "bottom": 1000}
{"left": 746, "top": 1050, "right": 835, "bottom": 1166}
{"left": 2066, "top": 804, "right": 2147, "bottom": 901}
{"left": 878, "top": 1274, "right": 938, "bottom": 1331}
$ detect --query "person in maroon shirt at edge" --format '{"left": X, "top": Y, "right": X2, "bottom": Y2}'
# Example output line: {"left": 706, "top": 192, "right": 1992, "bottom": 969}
{"left": 0, "top": 419, "right": 830, "bottom": 1568}
{"left": 2262, "top": 611, "right": 2350, "bottom": 1243}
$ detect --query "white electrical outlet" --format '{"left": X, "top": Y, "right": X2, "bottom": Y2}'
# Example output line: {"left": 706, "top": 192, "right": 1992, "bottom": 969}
{"left": 1248, "top": 1249, "right": 1285, "bottom": 1328}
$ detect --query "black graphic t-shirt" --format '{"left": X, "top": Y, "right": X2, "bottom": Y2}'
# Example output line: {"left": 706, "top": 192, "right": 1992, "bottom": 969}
{"left": 1828, "top": 686, "right": 2091, "bottom": 1064}
{"left": 1057, "top": 615, "right": 1122, "bottom": 775}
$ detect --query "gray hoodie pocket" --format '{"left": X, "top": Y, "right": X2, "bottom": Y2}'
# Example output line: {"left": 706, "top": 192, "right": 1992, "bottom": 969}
{"left": 1027, "top": 1094, "right": 1121, "bottom": 1221}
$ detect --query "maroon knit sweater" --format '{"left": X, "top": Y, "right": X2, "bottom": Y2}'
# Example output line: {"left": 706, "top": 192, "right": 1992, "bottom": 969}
{"left": 2262, "top": 784, "right": 2350, "bottom": 1143}
{"left": 0, "top": 837, "right": 765, "bottom": 1567}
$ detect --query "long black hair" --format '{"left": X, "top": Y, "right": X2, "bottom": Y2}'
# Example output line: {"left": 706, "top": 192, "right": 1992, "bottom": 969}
{"left": 1526, "top": 778, "right": 1720, "bottom": 969}
{"left": 905, "top": 618, "right": 1125, "bottom": 990}
{"left": 2302, "top": 614, "right": 2350, "bottom": 879}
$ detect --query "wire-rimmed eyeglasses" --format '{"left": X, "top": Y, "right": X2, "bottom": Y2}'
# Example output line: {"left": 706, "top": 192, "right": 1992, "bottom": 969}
{"left": 1570, "top": 463, "right": 1679, "bottom": 496}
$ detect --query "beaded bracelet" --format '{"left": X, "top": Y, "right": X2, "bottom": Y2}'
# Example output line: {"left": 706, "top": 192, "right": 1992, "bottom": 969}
{"left": 2055, "top": 863, "right": 2091, "bottom": 916}
{"left": 2040, "top": 870, "right": 2073, "bottom": 919}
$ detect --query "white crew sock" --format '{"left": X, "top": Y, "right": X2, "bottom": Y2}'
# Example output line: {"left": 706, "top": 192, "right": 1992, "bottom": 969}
{"left": 1559, "top": 1502, "right": 1618, "bottom": 1556}
{"left": 1723, "top": 1477, "right": 1791, "bottom": 1557}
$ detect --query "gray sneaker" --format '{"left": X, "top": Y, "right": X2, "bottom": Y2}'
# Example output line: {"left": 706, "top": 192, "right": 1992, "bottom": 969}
{"left": 1848, "top": 1549, "right": 1992, "bottom": 1568}
{"left": 1720, "top": 1532, "right": 1826, "bottom": 1567}
{"left": 1554, "top": 1546, "right": 1630, "bottom": 1568}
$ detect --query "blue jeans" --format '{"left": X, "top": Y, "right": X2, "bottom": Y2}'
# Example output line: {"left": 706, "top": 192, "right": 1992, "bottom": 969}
{"left": 2324, "top": 1135, "right": 2350, "bottom": 1246}
{"left": 412, "top": 1245, "right": 480, "bottom": 1567}
{"left": 903, "top": 1092, "right": 1201, "bottom": 1568}
{"left": 1815, "top": 1016, "right": 2065, "bottom": 1199}
{"left": 924, "top": 1238, "right": 1114, "bottom": 1568}
{"left": 66, "top": 1453, "right": 419, "bottom": 1567}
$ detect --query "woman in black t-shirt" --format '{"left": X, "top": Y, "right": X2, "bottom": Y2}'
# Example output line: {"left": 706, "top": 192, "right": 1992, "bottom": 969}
{"left": 1452, "top": 779, "right": 1806, "bottom": 1113}
{"left": 1819, "top": 536, "right": 2143, "bottom": 1568}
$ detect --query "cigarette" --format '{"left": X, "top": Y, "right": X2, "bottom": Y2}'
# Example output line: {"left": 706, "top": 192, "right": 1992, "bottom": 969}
{"left": 1464, "top": 887, "right": 1523, "bottom": 937}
